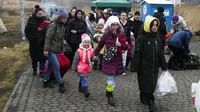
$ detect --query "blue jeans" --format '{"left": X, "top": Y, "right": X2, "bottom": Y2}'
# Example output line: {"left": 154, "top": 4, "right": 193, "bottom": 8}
{"left": 80, "top": 75, "right": 88, "bottom": 87}
{"left": 44, "top": 53, "right": 62, "bottom": 84}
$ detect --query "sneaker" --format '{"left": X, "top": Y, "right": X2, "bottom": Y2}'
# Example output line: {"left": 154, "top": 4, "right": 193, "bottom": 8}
{"left": 33, "top": 69, "right": 37, "bottom": 75}
{"left": 43, "top": 80, "right": 53, "bottom": 88}
{"left": 122, "top": 73, "right": 126, "bottom": 76}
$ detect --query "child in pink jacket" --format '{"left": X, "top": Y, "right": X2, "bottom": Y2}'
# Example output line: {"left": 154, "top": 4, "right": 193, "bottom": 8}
{"left": 72, "top": 33, "right": 93, "bottom": 99}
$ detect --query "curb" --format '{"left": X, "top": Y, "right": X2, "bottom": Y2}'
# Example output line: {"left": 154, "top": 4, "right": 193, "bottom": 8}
{"left": 3, "top": 66, "right": 31, "bottom": 112}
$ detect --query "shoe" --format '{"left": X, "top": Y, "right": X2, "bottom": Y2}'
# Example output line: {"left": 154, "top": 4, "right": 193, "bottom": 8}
{"left": 79, "top": 81, "right": 84, "bottom": 93}
{"left": 59, "top": 83, "right": 66, "bottom": 93}
{"left": 43, "top": 80, "right": 53, "bottom": 88}
{"left": 107, "top": 91, "right": 115, "bottom": 106}
{"left": 172, "top": 63, "right": 181, "bottom": 70}
{"left": 140, "top": 95, "right": 148, "bottom": 105}
{"left": 39, "top": 71, "right": 44, "bottom": 78}
{"left": 83, "top": 87, "right": 90, "bottom": 98}
{"left": 33, "top": 69, "right": 37, "bottom": 75}
{"left": 121, "top": 73, "right": 126, "bottom": 76}
{"left": 148, "top": 100, "right": 157, "bottom": 112}
{"left": 93, "top": 65, "right": 97, "bottom": 70}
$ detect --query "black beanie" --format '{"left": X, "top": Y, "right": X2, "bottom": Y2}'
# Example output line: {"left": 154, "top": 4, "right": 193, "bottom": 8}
{"left": 134, "top": 11, "right": 140, "bottom": 16}
{"left": 157, "top": 7, "right": 164, "bottom": 13}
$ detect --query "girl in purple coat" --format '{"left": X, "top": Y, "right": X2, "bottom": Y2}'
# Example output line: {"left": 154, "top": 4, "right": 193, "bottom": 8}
{"left": 93, "top": 16, "right": 128, "bottom": 106}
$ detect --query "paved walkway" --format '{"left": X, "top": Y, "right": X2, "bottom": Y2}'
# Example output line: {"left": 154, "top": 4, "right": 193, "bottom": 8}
{"left": 3, "top": 42, "right": 200, "bottom": 112}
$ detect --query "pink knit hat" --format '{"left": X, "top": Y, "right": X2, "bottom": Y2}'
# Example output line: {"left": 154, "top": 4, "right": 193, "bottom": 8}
{"left": 81, "top": 33, "right": 90, "bottom": 43}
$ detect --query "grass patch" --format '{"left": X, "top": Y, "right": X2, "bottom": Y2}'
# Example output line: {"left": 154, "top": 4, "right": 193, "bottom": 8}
{"left": 192, "top": 36, "right": 200, "bottom": 41}
{"left": 0, "top": 42, "right": 29, "bottom": 111}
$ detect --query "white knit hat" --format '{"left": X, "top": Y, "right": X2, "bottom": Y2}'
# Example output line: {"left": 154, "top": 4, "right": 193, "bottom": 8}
{"left": 103, "top": 16, "right": 124, "bottom": 32}
{"left": 81, "top": 33, "right": 90, "bottom": 43}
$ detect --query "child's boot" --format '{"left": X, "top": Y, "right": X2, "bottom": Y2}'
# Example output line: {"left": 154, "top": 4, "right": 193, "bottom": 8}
{"left": 83, "top": 86, "right": 90, "bottom": 98}
{"left": 79, "top": 81, "right": 84, "bottom": 93}
{"left": 106, "top": 91, "right": 115, "bottom": 106}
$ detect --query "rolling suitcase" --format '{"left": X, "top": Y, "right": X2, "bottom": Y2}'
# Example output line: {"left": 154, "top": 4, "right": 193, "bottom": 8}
{"left": 43, "top": 52, "right": 70, "bottom": 80}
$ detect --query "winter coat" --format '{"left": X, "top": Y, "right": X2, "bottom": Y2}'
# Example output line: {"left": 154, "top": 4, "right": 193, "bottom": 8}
{"left": 130, "top": 18, "right": 143, "bottom": 40}
{"left": 172, "top": 16, "right": 188, "bottom": 34}
{"left": 67, "top": 12, "right": 74, "bottom": 24}
{"left": 132, "top": 16, "right": 167, "bottom": 94}
{"left": 153, "top": 12, "right": 168, "bottom": 44}
{"left": 25, "top": 13, "right": 44, "bottom": 42}
{"left": 67, "top": 10, "right": 87, "bottom": 44}
{"left": 44, "top": 22, "right": 66, "bottom": 54}
{"left": 120, "top": 20, "right": 132, "bottom": 45}
{"left": 25, "top": 13, "right": 46, "bottom": 62}
{"left": 72, "top": 44, "right": 93, "bottom": 73}
{"left": 94, "top": 32, "right": 128, "bottom": 75}
{"left": 168, "top": 30, "right": 192, "bottom": 55}
{"left": 93, "top": 33, "right": 105, "bottom": 54}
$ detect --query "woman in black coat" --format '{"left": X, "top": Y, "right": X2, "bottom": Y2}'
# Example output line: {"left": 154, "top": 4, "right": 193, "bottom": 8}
{"left": 25, "top": 8, "right": 46, "bottom": 76}
{"left": 66, "top": 9, "right": 87, "bottom": 64}
{"left": 132, "top": 16, "right": 167, "bottom": 112}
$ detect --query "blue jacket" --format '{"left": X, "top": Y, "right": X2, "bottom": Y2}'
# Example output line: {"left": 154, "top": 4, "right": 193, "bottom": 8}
{"left": 168, "top": 30, "right": 192, "bottom": 54}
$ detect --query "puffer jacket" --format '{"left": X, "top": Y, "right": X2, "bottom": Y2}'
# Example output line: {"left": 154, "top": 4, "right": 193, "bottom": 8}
{"left": 67, "top": 9, "right": 87, "bottom": 44}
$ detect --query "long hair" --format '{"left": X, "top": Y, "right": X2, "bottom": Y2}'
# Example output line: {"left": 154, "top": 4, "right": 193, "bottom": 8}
{"left": 104, "top": 24, "right": 123, "bottom": 38}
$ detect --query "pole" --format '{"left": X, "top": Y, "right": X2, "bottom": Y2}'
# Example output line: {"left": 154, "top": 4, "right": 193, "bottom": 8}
{"left": 59, "top": 0, "right": 61, "bottom": 7}
{"left": 20, "top": 0, "right": 25, "bottom": 41}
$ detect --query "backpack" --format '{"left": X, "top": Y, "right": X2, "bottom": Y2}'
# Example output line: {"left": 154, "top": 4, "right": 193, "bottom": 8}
{"left": 38, "top": 22, "right": 57, "bottom": 47}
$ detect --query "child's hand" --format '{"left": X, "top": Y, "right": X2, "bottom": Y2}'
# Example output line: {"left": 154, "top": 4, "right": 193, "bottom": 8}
{"left": 72, "top": 69, "right": 76, "bottom": 73}
{"left": 71, "top": 30, "right": 76, "bottom": 34}
{"left": 93, "top": 56, "right": 98, "bottom": 61}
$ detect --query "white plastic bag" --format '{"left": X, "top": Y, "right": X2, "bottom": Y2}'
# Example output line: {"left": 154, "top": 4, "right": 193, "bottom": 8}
{"left": 194, "top": 81, "right": 200, "bottom": 112}
{"left": 122, "top": 50, "right": 127, "bottom": 67}
{"left": 156, "top": 71, "right": 178, "bottom": 96}
{"left": 191, "top": 82, "right": 200, "bottom": 112}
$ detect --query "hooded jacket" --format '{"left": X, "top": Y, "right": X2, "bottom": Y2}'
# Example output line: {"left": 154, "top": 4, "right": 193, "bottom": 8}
{"left": 172, "top": 16, "right": 188, "bottom": 34}
{"left": 94, "top": 16, "right": 128, "bottom": 75}
{"left": 72, "top": 44, "right": 93, "bottom": 73}
{"left": 66, "top": 10, "right": 87, "bottom": 44}
{"left": 132, "top": 16, "right": 167, "bottom": 93}
{"left": 25, "top": 13, "right": 44, "bottom": 41}
{"left": 168, "top": 30, "right": 192, "bottom": 55}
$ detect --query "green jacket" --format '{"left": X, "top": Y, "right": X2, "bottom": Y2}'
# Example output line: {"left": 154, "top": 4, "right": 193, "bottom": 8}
{"left": 44, "top": 22, "right": 65, "bottom": 54}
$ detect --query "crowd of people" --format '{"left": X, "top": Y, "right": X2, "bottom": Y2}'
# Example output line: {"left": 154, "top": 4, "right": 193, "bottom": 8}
{"left": 25, "top": 5, "right": 194, "bottom": 112}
